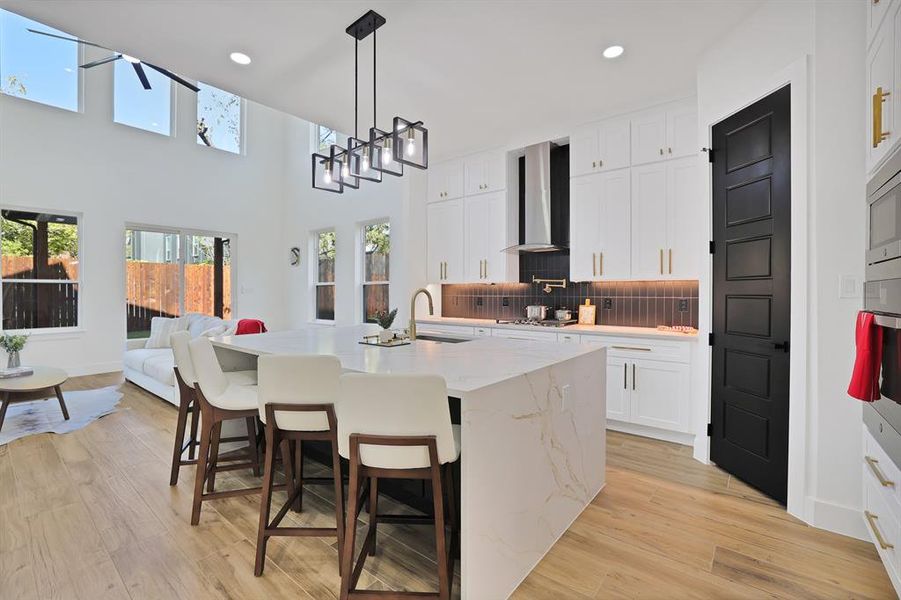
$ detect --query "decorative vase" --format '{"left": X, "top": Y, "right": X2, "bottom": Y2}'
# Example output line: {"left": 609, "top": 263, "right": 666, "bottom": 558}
{"left": 7, "top": 351, "right": 20, "bottom": 368}
{"left": 379, "top": 329, "right": 394, "bottom": 344}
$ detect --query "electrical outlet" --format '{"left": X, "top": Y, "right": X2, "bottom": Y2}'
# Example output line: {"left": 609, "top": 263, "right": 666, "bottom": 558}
{"left": 678, "top": 299, "right": 689, "bottom": 312}
{"left": 502, "top": 297, "right": 509, "bottom": 306}
{"left": 603, "top": 298, "right": 613, "bottom": 309}
{"left": 476, "top": 297, "right": 483, "bottom": 306}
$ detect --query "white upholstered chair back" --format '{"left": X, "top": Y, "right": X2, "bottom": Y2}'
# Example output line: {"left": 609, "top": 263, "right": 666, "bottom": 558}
{"left": 170, "top": 331, "right": 196, "bottom": 388}
{"left": 188, "top": 337, "right": 230, "bottom": 401}
{"left": 337, "top": 373, "right": 457, "bottom": 469}
{"left": 257, "top": 354, "right": 341, "bottom": 432}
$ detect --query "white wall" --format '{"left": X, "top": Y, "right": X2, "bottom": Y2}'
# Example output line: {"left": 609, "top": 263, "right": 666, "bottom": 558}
{"left": 0, "top": 45, "right": 289, "bottom": 375}
{"left": 695, "top": 0, "right": 867, "bottom": 538}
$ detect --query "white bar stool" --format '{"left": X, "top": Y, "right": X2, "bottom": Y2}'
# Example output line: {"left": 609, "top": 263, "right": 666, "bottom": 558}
{"left": 169, "top": 330, "right": 257, "bottom": 486}
{"left": 254, "top": 354, "right": 345, "bottom": 577}
{"left": 188, "top": 336, "right": 269, "bottom": 525}
{"left": 337, "top": 373, "right": 460, "bottom": 600}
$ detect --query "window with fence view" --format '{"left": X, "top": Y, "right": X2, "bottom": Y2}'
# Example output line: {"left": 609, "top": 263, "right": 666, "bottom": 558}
{"left": 316, "top": 230, "right": 336, "bottom": 321}
{"left": 125, "top": 228, "right": 232, "bottom": 338}
{"left": 1, "top": 209, "right": 79, "bottom": 330}
{"left": 362, "top": 221, "right": 389, "bottom": 323}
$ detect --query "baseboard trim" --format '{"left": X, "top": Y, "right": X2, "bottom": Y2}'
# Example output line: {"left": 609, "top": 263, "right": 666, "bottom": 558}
{"left": 806, "top": 496, "right": 868, "bottom": 541}
{"left": 607, "top": 420, "right": 695, "bottom": 446}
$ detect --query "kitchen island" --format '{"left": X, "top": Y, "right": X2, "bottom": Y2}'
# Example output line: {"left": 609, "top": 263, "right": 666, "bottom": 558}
{"left": 212, "top": 324, "right": 606, "bottom": 599}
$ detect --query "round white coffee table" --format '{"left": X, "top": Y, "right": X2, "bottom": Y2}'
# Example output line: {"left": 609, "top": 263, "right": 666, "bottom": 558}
{"left": 0, "top": 366, "right": 69, "bottom": 433}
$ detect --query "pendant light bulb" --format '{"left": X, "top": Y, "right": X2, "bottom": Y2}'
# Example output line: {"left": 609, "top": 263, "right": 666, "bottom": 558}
{"left": 362, "top": 145, "right": 370, "bottom": 171}
{"left": 406, "top": 128, "right": 416, "bottom": 156}
{"left": 341, "top": 161, "right": 350, "bottom": 179}
{"left": 323, "top": 160, "right": 332, "bottom": 184}
{"left": 383, "top": 137, "right": 393, "bottom": 165}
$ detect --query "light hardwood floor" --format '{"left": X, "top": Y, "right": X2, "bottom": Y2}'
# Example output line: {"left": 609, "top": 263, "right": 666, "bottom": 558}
{"left": 0, "top": 372, "right": 895, "bottom": 599}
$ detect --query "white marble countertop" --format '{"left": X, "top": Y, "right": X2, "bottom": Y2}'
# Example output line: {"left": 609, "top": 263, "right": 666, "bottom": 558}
{"left": 415, "top": 316, "right": 698, "bottom": 341}
{"left": 212, "top": 324, "right": 602, "bottom": 395}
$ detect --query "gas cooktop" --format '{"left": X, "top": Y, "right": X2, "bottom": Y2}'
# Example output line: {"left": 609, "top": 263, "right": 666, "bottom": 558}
{"left": 495, "top": 319, "right": 577, "bottom": 328}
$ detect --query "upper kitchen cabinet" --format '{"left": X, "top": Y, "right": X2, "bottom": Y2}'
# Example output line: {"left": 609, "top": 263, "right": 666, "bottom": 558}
{"left": 570, "top": 169, "right": 631, "bottom": 281}
{"left": 868, "top": 13, "right": 895, "bottom": 173}
{"left": 428, "top": 159, "right": 464, "bottom": 203}
{"left": 631, "top": 156, "right": 699, "bottom": 279}
{"left": 570, "top": 119, "right": 631, "bottom": 178}
{"left": 465, "top": 191, "right": 515, "bottom": 282}
{"left": 464, "top": 150, "right": 506, "bottom": 196}
{"left": 869, "top": 0, "right": 896, "bottom": 48}
{"left": 631, "top": 101, "right": 698, "bottom": 166}
{"left": 426, "top": 199, "right": 465, "bottom": 283}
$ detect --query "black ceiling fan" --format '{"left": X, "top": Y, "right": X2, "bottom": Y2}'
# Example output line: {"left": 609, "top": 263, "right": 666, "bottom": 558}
{"left": 27, "top": 29, "right": 199, "bottom": 93}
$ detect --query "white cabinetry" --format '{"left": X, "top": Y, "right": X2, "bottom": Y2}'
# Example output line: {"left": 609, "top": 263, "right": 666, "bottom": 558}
{"left": 569, "top": 170, "right": 631, "bottom": 281}
{"left": 464, "top": 150, "right": 506, "bottom": 196}
{"left": 629, "top": 359, "right": 690, "bottom": 432}
{"left": 465, "top": 191, "right": 512, "bottom": 282}
{"left": 870, "top": 0, "right": 896, "bottom": 48}
{"left": 606, "top": 356, "right": 631, "bottom": 422}
{"left": 426, "top": 199, "right": 465, "bottom": 283}
{"left": 869, "top": 17, "right": 895, "bottom": 172}
{"left": 631, "top": 103, "right": 698, "bottom": 166}
{"left": 862, "top": 424, "right": 901, "bottom": 596}
{"left": 631, "top": 157, "right": 699, "bottom": 279}
{"left": 570, "top": 119, "right": 630, "bottom": 177}
{"left": 428, "top": 160, "right": 464, "bottom": 203}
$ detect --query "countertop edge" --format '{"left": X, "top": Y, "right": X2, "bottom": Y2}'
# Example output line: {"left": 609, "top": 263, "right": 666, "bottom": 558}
{"left": 415, "top": 317, "right": 698, "bottom": 341}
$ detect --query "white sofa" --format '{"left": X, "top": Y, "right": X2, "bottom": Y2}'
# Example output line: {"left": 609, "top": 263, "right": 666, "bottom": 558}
{"left": 124, "top": 314, "right": 238, "bottom": 406}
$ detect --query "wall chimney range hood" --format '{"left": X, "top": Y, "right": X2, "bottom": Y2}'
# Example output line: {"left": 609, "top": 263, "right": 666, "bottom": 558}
{"left": 503, "top": 141, "right": 568, "bottom": 253}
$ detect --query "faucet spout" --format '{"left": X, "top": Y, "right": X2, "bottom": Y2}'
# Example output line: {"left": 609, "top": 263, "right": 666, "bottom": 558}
{"left": 409, "top": 288, "right": 434, "bottom": 340}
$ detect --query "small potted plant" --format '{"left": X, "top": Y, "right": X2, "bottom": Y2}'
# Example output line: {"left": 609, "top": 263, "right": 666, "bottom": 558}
{"left": 374, "top": 308, "right": 398, "bottom": 344}
{"left": 0, "top": 332, "right": 29, "bottom": 368}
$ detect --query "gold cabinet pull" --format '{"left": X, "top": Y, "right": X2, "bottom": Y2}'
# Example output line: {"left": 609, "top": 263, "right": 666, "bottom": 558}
{"left": 612, "top": 345, "right": 652, "bottom": 352}
{"left": 599, "top": 251, "right": 604, "bottom": 276}
{"left": 874, "top": 86, "right": 891, "bottom": 148}
{"left": 592, "top": 252, "right": 597, "bottom": 277}
{"left": 866, "top": 511, "right": 895, "bottom": 550}
{"left": 669, "top": 248, "right": 673, "bottom": 274}
{"left": 866, "top": 456, "right": 895, "bottom": 487}
{"left": 659, "top": 249, "right": 664, "bottom": 274}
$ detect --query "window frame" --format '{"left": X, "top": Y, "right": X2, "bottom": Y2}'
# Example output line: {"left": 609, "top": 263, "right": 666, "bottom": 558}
{"left": 0, "top": 9, "right": 84, "bottom": 114}
{"left": 360, "top": 219, "right": 390, "bottom": 324}
{"left": 195, "top": 81, "right": 245, "bottom": 155}
{"left": 124, "top": 223, "right": 238, "bottom": 334}
{"left": 112, "top": 57, "right": 175, "bottom": 136}
{"left": 311, "top": 228, "right": 337, "bottom": 324}
{"left": 0, "top": 205, "right": 83, "bottom": 335}
{"left": 314, "top": 124, "right": 338, "bottom": 154}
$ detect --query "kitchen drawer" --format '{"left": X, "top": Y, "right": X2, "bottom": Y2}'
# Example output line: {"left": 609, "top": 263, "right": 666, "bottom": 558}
{"left": 416, "top": 323, "right": 475, "bottom": 336}
{"left": 492, "top": 328, "right": 560, "bottom": 342}
{"left": 557, "top": 332, "right": 582, "bottom": 344}
{"left": 584, "top": 335, "right": 691, "bottom": 364}
{"left": 865, "top": 470, "right": 901, "bottom": 580}
{"left": 473, "top": 326, "right": 492, "bottom": 337}
{"left": 865, "top": 426, "right": 901, "bottom": 521}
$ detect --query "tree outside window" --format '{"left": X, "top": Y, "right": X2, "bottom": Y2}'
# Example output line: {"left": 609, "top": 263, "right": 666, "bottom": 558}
{"left": 362, "top": 221, "right": 389, "bottom": 323}
{"left": 316, "top": 230, "right": 336, "bottom": 321}
{"left": 197, "top": 82, "right": 242, "bottom": 154}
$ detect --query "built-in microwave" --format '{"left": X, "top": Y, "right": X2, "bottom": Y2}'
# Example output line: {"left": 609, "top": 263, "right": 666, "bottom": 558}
{"left": 868, "top": 150, "right": 901, "bottom": 281}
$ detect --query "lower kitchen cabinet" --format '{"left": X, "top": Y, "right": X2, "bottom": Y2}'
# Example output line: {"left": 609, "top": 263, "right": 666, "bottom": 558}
{"left": 629, "top": 358, "right": 690, "bottom": 432}
{"left": 606, "top": 356, "right": 632, "bottom": 422}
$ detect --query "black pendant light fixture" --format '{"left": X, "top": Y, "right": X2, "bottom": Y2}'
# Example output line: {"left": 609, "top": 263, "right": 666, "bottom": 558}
{"left": 312, "top": 10, "right": 428, "bottom": 193}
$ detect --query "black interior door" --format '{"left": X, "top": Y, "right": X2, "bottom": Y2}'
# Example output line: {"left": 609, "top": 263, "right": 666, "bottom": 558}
{"left": 711, "top": 84, "right": 791, "bottom": 503}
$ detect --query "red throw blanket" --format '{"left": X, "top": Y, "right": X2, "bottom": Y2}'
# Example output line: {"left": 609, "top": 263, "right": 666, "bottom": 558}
{"left": 236, "top": 319, "right": 267, "bottom": 335}
{"left": 848, "top": 311, "right": 883, "bottom": 402}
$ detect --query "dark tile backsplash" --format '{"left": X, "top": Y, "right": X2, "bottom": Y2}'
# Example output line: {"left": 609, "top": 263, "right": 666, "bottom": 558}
{"left": 441, "top": 279, "right": 699, "bottom": 328}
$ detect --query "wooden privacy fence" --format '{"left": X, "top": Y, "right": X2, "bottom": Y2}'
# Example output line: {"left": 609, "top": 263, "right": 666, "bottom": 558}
{"left": 125, "top": 262, "right": 232, "bottom": 333}
{"left": 1, "top": 256, "right": 79, "bottom": 329}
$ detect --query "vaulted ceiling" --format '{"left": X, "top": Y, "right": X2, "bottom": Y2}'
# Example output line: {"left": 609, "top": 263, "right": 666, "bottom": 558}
{"left": 1, "top": 0, "right": 763, "bottom": 160}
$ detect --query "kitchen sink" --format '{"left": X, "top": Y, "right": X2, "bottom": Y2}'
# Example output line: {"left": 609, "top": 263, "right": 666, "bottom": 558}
{"left": 415, "top": 334, "right": 472, "bottom": 344}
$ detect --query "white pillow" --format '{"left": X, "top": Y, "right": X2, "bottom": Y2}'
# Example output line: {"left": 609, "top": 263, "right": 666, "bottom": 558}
{"left": 199, "top": 324, "right": 228, "bottom": 338}
{"left": 221, "top": 319, "right": 239, "bottom": 336}
{"left": 187, "top": 314, "right": 223, "bottom": 339}
{"left": 145, "top": 316, "right": 186, "bottom": 349}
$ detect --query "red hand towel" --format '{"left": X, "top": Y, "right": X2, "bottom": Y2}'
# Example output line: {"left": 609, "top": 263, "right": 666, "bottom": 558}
{"left": 848, "top": 311, "right": 883, "bottom": 402}
{"left": 236, "top": 319, "right": 267, "bottom": 335}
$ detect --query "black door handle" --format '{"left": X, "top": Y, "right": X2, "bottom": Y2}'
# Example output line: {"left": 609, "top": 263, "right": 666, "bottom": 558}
{"left": 774, "top": 341, "right": 789, "bottom": 352}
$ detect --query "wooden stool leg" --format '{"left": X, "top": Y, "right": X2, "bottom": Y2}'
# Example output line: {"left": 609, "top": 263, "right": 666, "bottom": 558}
{"left": 280, "top": 439, "right": 296, "bottom": 507}
{"left": 367, "top": 476, "right": 379, "bottom": 556}
{"left": 340, "top": 461, "right": 361, "bottom": 600}
{"left": 254, "top": 424, "right": 279, "bottom": 576}
{"left": 246, "top": 416, "right": 261, "bottom": 477}
{"left": 293, "top": 439, "right": 304, "bottom": 511}
{"left": 206, "top": 421, "right": 223, "bottom": 493}
{"left": 187, "top": 400, "right": 200, "bottom": 460}
{"left": 191, "top": 413, "right": 215, "bottom": 526}
{"left": 331, "top": 436, "right": 345, "bottom": 576}
{"left": 0, "top": 392, "right": 10, "bottom": 433}
{"left": 431, "top": 464, "right": 450, "bottom": 600}
{"left": 169, "top": 389, "right": 192, "bottom": 486}
{"left": 53, "top": 385, "right": 70, "bottom": 421}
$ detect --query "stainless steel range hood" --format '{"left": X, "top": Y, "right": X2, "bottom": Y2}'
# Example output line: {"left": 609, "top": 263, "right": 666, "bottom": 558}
{"left": 503, "top": 141, "right": 567, "bottom": 253}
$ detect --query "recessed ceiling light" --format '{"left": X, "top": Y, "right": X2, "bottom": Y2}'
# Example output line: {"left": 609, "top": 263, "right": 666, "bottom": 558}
{"left": 230, "top": 52, "right": 252, "bottom": 65}
{"left": 603, "top": 45, "right": 624, "bottom": 59}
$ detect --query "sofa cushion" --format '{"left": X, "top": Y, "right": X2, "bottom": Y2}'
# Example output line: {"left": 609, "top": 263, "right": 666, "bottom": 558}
{"left": 146, "top": 316, "right": 187, "bottom": 349}
{"left": 186, "top": 313, "right": 225, "bottom": 339}
{"left": 123, "top": 348, "right": 171, "bottom": 373}
{"left": 143, "top": 353, "right": 176, "bottom": 386}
